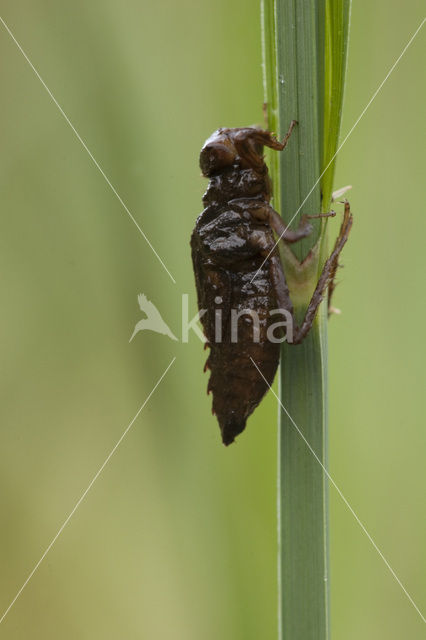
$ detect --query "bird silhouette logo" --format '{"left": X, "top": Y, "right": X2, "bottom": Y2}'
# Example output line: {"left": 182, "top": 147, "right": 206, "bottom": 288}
{"left": 129, "top": 294, "right": 178, "bottom": 342}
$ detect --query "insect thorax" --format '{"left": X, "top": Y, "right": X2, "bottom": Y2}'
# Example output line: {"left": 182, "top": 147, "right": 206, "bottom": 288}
{"left": 202, "top": 166, "right": 271, "bottom": 207}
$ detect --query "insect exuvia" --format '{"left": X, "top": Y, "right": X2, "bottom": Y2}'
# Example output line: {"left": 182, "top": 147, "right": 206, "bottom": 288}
{"left": 191, "top": 121, "right": 353, "bottom": 445}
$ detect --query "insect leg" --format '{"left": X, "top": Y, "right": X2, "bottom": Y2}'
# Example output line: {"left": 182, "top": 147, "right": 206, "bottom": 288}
{"left": 229, "top": 198, "right": 316, "bottom": 244}
{"left": 251, "top": 120, "right": 298, "bottom": 151}
{"left": 235, "top": 200, "right": 334, "bottom": 244}
{"left": 277, "top": 119, "right": 298, "bottom": 150}
{"left": 249, "top": 230, "right": 295, "bottom": 330}
{"left": 268, "top": 207, "right": 314, "bottom": 243}
{"left": 293, "top": 201, "right": 353, "bottom": 344}
{"left": 269, "top": 209, "right": 338, "bottom": 244}
{"left": 233, "top": 121, "right": 298, "bottom": 169}
{"left": 269, "top": 254, "right": 294, "bottom": 317}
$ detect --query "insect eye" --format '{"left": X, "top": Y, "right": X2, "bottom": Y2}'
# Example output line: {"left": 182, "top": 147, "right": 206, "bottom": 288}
{"left": 200, "top": 143, "right": 236, "bottom": 177}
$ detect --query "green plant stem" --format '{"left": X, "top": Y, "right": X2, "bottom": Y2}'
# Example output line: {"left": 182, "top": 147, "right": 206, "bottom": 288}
{"left": 279, "top": 320, "right": 329, "bottom": 638}
{"left": 261, "top": 1, "right": 350, "bottom": 638}
{"left": 276, "top": 3, "right": 329, "bottom": 638}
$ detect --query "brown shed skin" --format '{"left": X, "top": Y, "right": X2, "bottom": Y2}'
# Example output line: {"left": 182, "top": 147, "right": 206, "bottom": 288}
{"left": 191, "top": 126, "right": 353, "bottom": 445}
{"left": 191, "top": 128, "right": 285, "bottom": 445}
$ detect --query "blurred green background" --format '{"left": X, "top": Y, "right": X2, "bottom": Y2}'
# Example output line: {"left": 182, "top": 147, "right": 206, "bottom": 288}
{"left": 0, "top": 1, "right": 425, "bottom": 638}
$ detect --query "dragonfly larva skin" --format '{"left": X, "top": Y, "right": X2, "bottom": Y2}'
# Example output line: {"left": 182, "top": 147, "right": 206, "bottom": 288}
{"left": 191, "top": 124, "right": 353, "bottom": 445}
{"left": 191, "top": 126, "right": 299, "bottom": 445}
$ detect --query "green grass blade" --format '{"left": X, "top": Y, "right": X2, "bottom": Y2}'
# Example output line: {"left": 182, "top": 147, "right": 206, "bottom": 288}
{"left": 279, "top": 326, "right": 329, "bottom": 639}
{"left": 261, "top": 1, "right": 351, "bottom": 638}
{"left": 322, "top": 0, "right": 352, "bottom": 207}
{"left": 275, "top": 0, "right": 322, "bottom": 262}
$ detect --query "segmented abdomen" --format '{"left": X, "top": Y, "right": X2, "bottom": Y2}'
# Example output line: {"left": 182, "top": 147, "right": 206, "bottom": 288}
{"left": 204, "top": 267, "right": 279, "bottom": 444}
{"left": 191, "top": 208, "right": 280, "bottom": 444}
